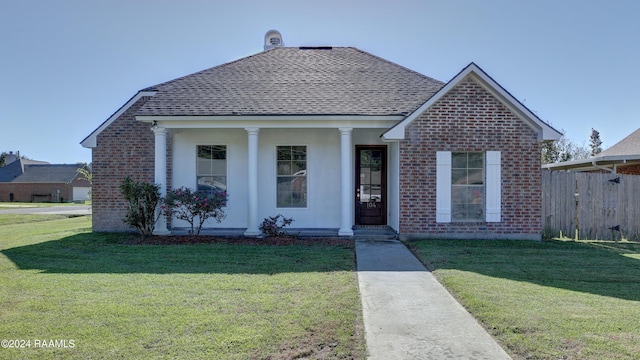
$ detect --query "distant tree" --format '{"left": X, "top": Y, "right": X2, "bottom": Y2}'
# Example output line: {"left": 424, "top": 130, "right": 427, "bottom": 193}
{"left": 76, "top": 163, "right": 92, "bottom": 185}
{"left": 541, "top": 130, "right": 590, "bottom": 164}
{"left": 589, "top": 128, "right": 603, "bottom": 156}
{"left": 76, "top": 163, "right": 92, "bottom": 199}
{"left": 541, "top": 141, "right": 560, "bottom": 164}
{"left": 0, "top": 151, "right": 30, "bottom": 167}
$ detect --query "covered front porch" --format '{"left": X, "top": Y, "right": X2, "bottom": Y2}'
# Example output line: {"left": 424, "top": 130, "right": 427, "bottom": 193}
{"left": 146, "top": 119, "right": 401, "bottom": 237}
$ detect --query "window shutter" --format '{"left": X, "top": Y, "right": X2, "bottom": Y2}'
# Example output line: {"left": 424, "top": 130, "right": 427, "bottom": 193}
{"left": 485, "top": 151, "right": 501, "bottom": 222}
{"left": 436, "top": 151, "right": 451, "bottom": 223}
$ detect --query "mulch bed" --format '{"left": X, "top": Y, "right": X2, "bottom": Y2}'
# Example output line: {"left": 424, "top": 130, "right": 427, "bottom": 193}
{"left": 123, "top": 235, "right": 353, "bottom": 247}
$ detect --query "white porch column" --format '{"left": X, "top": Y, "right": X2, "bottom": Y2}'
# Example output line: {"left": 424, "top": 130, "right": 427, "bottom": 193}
{"left": 339, "top": 128, "right": 354, "bottom": 236}
{"left": 245, "top": 127, "right": 261, "bottom": 236}
{"left": 152, "top": 125, "right": 170, "bottom": 235}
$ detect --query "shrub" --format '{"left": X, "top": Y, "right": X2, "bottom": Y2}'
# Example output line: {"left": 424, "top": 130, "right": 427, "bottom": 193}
{"left": 259, "top": 214, "right": 294, "bottom": 237}
{"left": 120, "top": 177, "right": 162, "bottom": 236}
{"left": 164, "top": 187, "right": 227, "bottom": 235}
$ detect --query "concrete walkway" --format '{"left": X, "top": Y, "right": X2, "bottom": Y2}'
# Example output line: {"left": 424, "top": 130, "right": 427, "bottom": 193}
{"left": 356, "top": 239, "right": 512, "bottom": 360}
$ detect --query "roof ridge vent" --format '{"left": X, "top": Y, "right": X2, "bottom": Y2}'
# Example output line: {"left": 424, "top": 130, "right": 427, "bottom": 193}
{"left": 299, "top": 46, "right": 333, "bottom": 50}
{"left": 264, "top": 30, "right": 284, "bottom": 50}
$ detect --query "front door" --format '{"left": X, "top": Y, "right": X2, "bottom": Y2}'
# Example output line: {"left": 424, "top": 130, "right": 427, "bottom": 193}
{"left": 355, "top": 146, "right": 387, "bottom": 225}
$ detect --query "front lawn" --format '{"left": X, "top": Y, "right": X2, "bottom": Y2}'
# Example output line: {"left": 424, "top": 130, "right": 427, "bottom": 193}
{"left": 0, "top": 216, "right": 365, "bottom": 359}
{"left": 408, "top": 239, "right": 640, "bottom": 360}
{"left": 0, "top": 202, "right": 87, "bottom": 210}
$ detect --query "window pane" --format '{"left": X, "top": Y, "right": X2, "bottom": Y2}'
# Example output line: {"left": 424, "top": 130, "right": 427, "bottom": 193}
{"left": 292, "top": 146, "right": 306, "bottom": 160}
{"left": 197, "top": 176, "right": 227, "bottom": 194}
{"left": 452, "top": 203, "right": 467, "bottom": 221}
{"left": 197, "top": 159, "right": 213, "bottom": 175}
{"left": 211, "top": 146, "right": 226, "bottom": 159}
{"left": 371, "top": 170, "right": 381, "bottom": 185}
{"left": 361, "top": 151, "right": 371, "bottom": 164}
{"left": 197, "top": 145, "right": 212, "bottom": 159}
{"left": 468, "top": 152, "right": 484, "bottom": 168}
{"left": 452, "top": 152, "right": 467, "bottom": 168}
{"left": 451, "top": 169, "right": 467, "bottom": 185}
{"left": 371, "top": 185, "right": 381, "bottom": 202}
{"left": 210, "top": 159, "right": 226, "bottom": 175}
{"left": 292, "top": 160, "right": 306, "bottom": 174}
{"left": 360, "top": 168, "right": 371, "bottom": 184}
{"left": 469, "top": 204, "right": 484, "bottom": 221}
{"left": 468, "top": 168, "right": 484, "bottom": 185}
{"left": 291, "top": 176, "right": 307, "bottom": 207}
{"left": 471, "top": 186, "right": 483, "bottom": 203}
{"left": 277, "top": 147, "right": 291, "bottom": 160}
{"left": 277, "top": 161, "right": 291, "bottom": 176}
{"left": 451, "top": 186, "right": 469, "bottom": 204}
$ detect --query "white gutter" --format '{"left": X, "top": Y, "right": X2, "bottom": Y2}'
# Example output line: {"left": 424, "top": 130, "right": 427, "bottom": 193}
{"left": 591, "top": 159, "right": 615, "bottom": 173}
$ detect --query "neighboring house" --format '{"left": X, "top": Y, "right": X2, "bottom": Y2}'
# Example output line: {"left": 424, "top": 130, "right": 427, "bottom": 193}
{"left": 543, "top": 128, "right": 640, "bottom": 174}
{"left": 82, "top": 31, "right": 561, "bottom": 240}
{"left": 0, "top": 159, "right": 91, "bottom": 202}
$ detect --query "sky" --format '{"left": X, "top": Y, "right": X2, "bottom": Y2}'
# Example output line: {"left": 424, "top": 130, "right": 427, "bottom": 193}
{"left": 1, "top": 0, "right": 638, "bottom": 164}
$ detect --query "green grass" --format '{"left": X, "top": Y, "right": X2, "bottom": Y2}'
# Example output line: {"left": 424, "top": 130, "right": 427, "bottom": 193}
{"left": 0, "top": 216, "right": 364, "bottom": 359}
{"left": 0, "top": 202, "right": 89, "bottom": 210}
{"left": 408, "top": 239, "right": 640, "bottom": 360}
{"left": 0, "top": 214, "right": 71, "bottom": 226}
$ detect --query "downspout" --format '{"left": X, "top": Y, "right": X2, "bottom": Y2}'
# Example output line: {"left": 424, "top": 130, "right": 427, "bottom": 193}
{"left": 591, "top": 159, "right": 615, "bottom": 173}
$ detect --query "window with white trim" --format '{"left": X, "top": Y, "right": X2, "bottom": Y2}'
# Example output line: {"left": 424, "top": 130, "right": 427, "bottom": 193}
{"left": 451, "top": 152, "right": 484, "bottom": 221}
{"left": 436, "top": 151, "right": 501, "bottom": 223}
{"left": 277, "top": 146, "right": 307, "bottom": 208}
{"left": 196, "top": 145, "right": 227, "bottom": 196}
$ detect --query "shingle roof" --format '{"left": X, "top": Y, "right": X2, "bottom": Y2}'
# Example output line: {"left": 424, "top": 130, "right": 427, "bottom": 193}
{"left": 0, "top": 161, "right": 82, "bottom": 183}
{"left": 137, "top": 47, "right": 445, "bottom": 117}
{"left": 0, "top": 160, "right": 24, "bottom": 182}
{"left": 597, "top": 128, "right": 640, "bottom": 157}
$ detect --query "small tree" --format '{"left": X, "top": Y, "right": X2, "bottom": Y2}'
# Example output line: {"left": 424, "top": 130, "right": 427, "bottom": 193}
{"left": 120, "top": 177, "right": 162, "bottom": 236}
{"left": 164, "top": 186, "right": 227, "bottom": 235}
{"left": 541, "top": 129, "right": 590, "bottom": 164}
{"left": 589, "top": 128, "right": 603, "bottom": 156}
{"left": 76, "top": 164, "right": 92, "bottom": 200}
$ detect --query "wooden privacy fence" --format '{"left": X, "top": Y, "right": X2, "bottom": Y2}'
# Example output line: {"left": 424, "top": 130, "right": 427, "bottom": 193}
{"left": 542, "top": 171, "right": 640, "bottom": 241}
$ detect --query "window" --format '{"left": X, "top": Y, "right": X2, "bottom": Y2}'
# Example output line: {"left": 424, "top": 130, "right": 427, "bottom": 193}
{"left": 277, "top": 146, "right": 307, "bottom": 207}
{"left": 196, "top": 145, "right": 226, "bottom": 196}
{"left": 436, "top": 151, "right": 500, "bottom": 223}
{"left": 451, "top": 152, "right": 484, "bottom": 221}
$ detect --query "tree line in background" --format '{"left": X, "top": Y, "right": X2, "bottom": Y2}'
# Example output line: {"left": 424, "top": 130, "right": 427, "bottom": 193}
{"left": 541, "top": 128, "right": 602, "bottom": 165}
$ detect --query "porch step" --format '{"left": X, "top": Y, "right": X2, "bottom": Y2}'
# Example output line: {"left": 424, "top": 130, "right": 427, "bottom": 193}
{"left": 352, "top": 226, "right": 398, "bottom": 241}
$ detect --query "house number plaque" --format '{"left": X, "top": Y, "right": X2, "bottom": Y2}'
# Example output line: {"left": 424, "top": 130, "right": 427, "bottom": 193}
{"left": 366, "top": 201, "right": 377, "bottom": 209}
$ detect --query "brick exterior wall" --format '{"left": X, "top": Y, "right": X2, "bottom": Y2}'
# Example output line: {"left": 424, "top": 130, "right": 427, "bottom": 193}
{"left": 92, "top": 96, "right": 171, "bottom": 232}
{"left": 0, "top": 183, "right": 73, "bottom": 202}
{"left": 398, "top": 77, "right": 543, "bottom": 240}
{"left": 616, "top": 165, "right": 640, "bottom": 175}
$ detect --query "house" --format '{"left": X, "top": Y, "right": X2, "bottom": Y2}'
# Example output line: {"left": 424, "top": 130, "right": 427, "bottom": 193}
{"left": 542, "top": 128, "right": 640, "bottom": 174}
{"left": 0, "top": 159, "right": 91, "bottom": 202}
{"left": 81, "top": 31, "right": 561, "bottom": 240}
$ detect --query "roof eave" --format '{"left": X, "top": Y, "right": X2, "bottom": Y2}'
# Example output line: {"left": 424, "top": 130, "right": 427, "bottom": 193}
{"left": 81, "top": 90, "right": 157, "bottom": 148}
{"left": 542, "top": 155, "right": 640, "bottom": 171}
{"left": 136, "top": 114, "right": 404, "bottom": 129}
